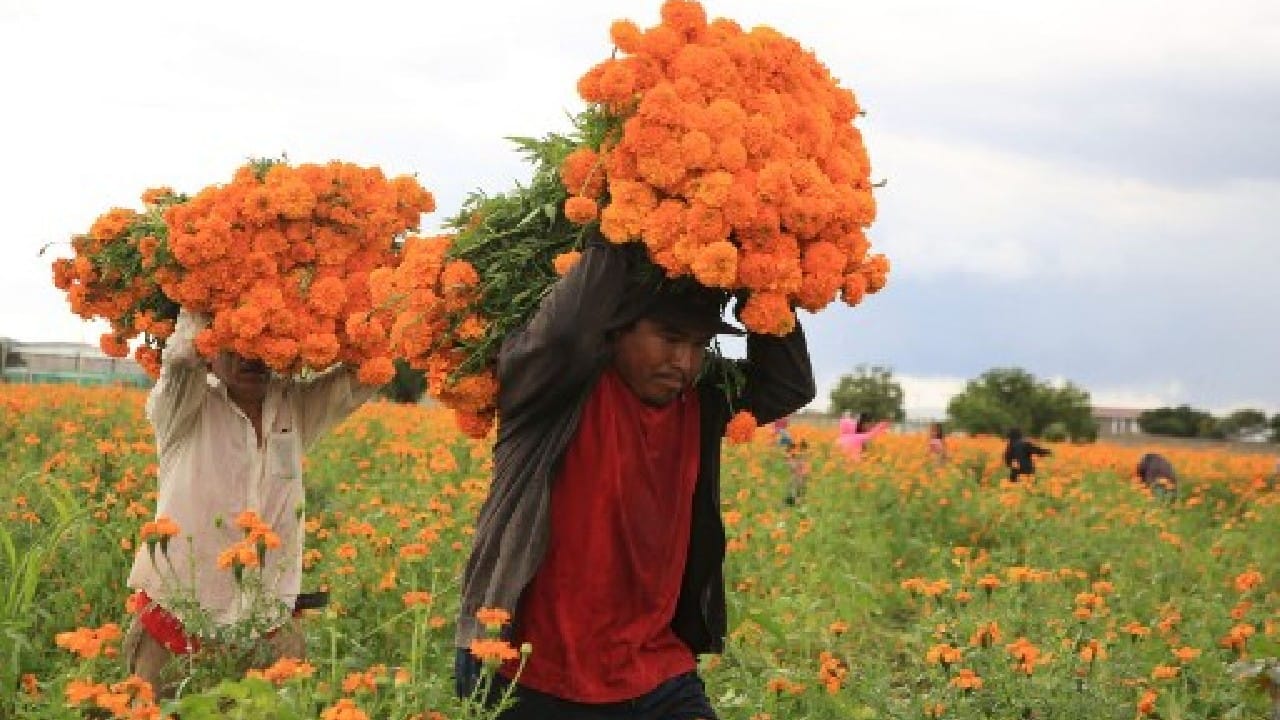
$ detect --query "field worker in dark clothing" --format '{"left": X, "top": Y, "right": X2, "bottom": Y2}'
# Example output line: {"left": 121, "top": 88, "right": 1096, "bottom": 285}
{"left": 1003, "top": 428, "right": 1051, "bottom": 482}
{"left": 454, "top": 236, "right": 816, "bottom": 719}
{"left": 1136, "top": 452, "right": 1178, "bottom": 499}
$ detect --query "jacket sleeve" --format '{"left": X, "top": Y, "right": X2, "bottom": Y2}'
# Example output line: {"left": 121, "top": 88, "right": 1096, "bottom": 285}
{"left": 733, "top": 319, "right": 817, "bottom": 426}
{"left": 146, "top": 310, "right": 210, "bottom": 453}
{"left": 496, "top": 240, "right": 632, "bottom": 420}
{"left": 293, "top": 366, "right": 380, "bottom": 450}
{"left": 1030, "top": 443, "right": 1051, "bottom": 457}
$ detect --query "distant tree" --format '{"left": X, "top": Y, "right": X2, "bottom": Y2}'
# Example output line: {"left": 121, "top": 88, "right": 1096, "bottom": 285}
{"left": 1138, "top": 405, "right": 1220, "bottom": 439}
{"left": 945, "top": 367, "right": 1097, "bottom": 441}
{"left": 1218, "top": 409, "right": 1270, "bottom": 440}
{"left": 1270, "top": 413, "right": 1280, "bottom": 443}
{"left": 380, "top": 359, "right": 426, "bottom": 404}
{"left": 829, "top": 364, "right": 905, "bottom": 422}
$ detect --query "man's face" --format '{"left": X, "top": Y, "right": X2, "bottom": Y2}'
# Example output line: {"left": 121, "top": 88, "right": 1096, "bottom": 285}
{"left": 209, "top": 352, "right": 271, "bottom": 403}
{"left": 612, "top": 318, "right": 713, "bottom": 407}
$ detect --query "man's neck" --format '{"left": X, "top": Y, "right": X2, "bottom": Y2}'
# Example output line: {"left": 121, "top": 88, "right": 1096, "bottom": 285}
{"left": 227, "top": 390, "right": 265, "bottom": 443}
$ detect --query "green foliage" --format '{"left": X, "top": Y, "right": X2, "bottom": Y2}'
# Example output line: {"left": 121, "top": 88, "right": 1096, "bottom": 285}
{"left": 0, "top": 481, "right": 82, "bottom": 718}
{"left": 828, "top": 364, "right": 905, "bottom": 421}
{"left": 1271, "top": 413, "right": 1280, "bottom": 443}
{"left": 5, "top": 386, "right": 1278, "bottom": 719}
{"left": 441, "top": 107, "right": 624, "bottom": 379}
{"left": 1041, "top": 421, "right": 1069, "bottom": 443}
{"left": 1139, "top": 405, "right": 1222, "bottom": 439}
{"left": 1217, "top": 408, "right": 1270, "bottom": 440}
{"left": 946, "top": 367, "right": 1098, "bottom": 441}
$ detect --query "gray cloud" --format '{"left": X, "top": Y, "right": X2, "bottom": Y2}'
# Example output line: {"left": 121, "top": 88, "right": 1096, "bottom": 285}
{"left": 866, "top": 70, "right": 1280, "bottom": 188}
{"left": 801, "top": 275, "right": 1278, "bottom": 413}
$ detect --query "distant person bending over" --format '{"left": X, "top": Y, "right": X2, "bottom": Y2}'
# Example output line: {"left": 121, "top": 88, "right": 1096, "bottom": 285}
{"left": 1003, "top": 428, "right": 1050, "bottom": 482}
{"left": 1135, "top": 452, "right": 1178, "bottom": 499}
{"left": 836, "top": 411, "right": 890, "bottom": 461}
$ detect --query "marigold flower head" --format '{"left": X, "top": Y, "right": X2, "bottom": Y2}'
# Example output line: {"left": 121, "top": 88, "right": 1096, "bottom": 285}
{"left": 725, "top": 410, "right": 757, "bottom": 444}
{"left": 949, "top": 668, "right": 983, "bottom": 692}
{"left": 469, "top": 638, "right": 519, "bottom": 665}
{"left": 321, "top": 698, "right": 370, "bottom": 720}
{"left": 564, "top": 195, "right": 600, "bottom": 225}
{"left": 552, "top": 250, "right": 583, "bottom": 277}
{"left": 357, "top": 356, "right": 396, "bottom": 386}
{"left": 476, "top": 607, "right": 512, "bottom": 632}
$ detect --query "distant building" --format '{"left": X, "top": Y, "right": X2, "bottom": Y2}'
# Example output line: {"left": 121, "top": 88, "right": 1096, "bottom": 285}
{"left": 0, "top": 336, "right": 150, "bottom": 387}
{"left": 1093, "top": 406, "right": 1144, "bottom": 436}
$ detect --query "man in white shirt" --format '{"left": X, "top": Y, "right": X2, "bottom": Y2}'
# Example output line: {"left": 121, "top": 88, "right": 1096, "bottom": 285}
{"left": 122, "top": 310, "right": 380, "bottom": 694}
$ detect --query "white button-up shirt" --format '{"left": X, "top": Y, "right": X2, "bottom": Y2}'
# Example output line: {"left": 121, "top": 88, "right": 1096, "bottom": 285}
{"left": 127, "top": 311, "right": 378, "bottom": 627}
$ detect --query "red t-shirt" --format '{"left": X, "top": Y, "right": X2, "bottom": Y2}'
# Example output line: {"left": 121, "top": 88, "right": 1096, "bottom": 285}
{"left": 505, "top": 368, "right": 702, "bottom": 702}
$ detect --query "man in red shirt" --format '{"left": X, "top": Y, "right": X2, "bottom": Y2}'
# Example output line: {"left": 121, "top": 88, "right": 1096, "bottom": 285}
{"left": 455, "top": 237, "right": 816, "bottom": 719}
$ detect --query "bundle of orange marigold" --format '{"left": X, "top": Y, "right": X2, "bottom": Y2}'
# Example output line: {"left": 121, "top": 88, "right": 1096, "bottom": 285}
{"left": 51, "top": 159, "right": 435, "bottom": 383}
{"left": 562, "top": 0, "right": 888, "bottom": 335}
{"left": 372, "top": 0, "right": 889, "bottom": 438}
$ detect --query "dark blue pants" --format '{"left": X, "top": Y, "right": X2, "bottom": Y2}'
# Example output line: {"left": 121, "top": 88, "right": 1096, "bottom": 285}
{"left": 484, "top": 671, "right": 719, "bottom": 720}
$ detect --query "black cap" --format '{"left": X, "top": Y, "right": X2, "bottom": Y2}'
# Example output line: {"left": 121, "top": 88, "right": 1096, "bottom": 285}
{"left": 641, "top": 284, "right": 744, "bottom": 337}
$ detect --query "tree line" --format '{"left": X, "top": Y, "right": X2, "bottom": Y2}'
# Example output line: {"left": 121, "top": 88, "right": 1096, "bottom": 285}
{"left": 828, "top": 365, "right": 1279, "bottom": 443}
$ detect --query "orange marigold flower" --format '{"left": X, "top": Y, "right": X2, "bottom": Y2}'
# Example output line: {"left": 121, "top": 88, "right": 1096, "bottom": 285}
{"left": 308, "top": 276, "right": 348, "bottom": 318}
{"left": 141, "top": 186, "right": 174, "bottom": 205}
{"left": 247, "top": 656, "right": 315, "bottom": 685}
{"left": 565, "top": 196, "right": 600, "bottom": 225}
{"left": 55, "top": 623, "right": 122, "bottom": 659}
{"left": 660, "top": 0, "right": 708, "bottom": 38}
{"left": 99, "top": 333, "right": 130, "bottom": 358}
{"left": 738, "top": 292, "right": 794, "bottom": 336}
{"left": 949, "top": 668, "right": 983, "bottom": 692}
{"left": 561, "top": 147, "right": 606, "bottom": 198}
{"left": 690, "top": 241, "right": 738, "bottom": 289}
{"left": 235, "top": 510, "right": 264, "bottom": 531}
{"left": 300, "top": 333, "right": 341, "bottom": 368}
{"left": 610, "top": 19, "right": 644, "bottom": 53}
{"left": 725, "top": 410, "right": 757, "bottom": 444}
{"left": 321, "top": 698, "right": 370, "bottom": 720}
{"left": 476, "top": 607, "right": 512, "bottom": 631}
{"left": 357, "top": 356, "right": 396, "bottom": 386}
{"left": 469, "top": 638, "right": 519, "bottom": 665}
{"left": 1234, "top": 569, "right": 1263, "bottom": 593}
{"left": 1136, "top": 688, "right": 1158, "bottom": 716}
{"left": 552, "top": 251, "right": 583, "bottom": 277}
{"left": 64, "top": 678, "right": 108, "bottom": 705}
{"left": 403, "top": 591, "right": 434, "bottom": 608}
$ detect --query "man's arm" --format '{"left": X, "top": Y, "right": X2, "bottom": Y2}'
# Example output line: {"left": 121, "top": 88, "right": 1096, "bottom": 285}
{"left": 146, "top": 310, "right": 210, "bottom": 452}
{"left": 294, "top": 366, "right": 381, "bottom": 449}
{"left": 734, "top": 316, "right": 817, "bottom": 426}
{"left": 497, "top": 238, "right": 633, "bottom": 419}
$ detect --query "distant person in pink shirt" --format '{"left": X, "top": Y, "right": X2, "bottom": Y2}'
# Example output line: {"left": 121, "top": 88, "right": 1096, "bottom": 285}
{"left": 836, "top": 411, "right": 890, "bottom": 461}
{"left": 927, "top": 422, "right": 948, "bottom": 465}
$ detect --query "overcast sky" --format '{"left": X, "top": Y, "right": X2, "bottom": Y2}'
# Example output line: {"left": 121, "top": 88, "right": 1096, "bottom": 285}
{"left": 2, "top": 0, "right": 1276, "bottom": 416}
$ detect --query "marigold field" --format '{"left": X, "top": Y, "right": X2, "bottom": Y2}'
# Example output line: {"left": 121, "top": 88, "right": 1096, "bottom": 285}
{"left": 2, "top": 383, "right": 1277, "bottom": 719}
